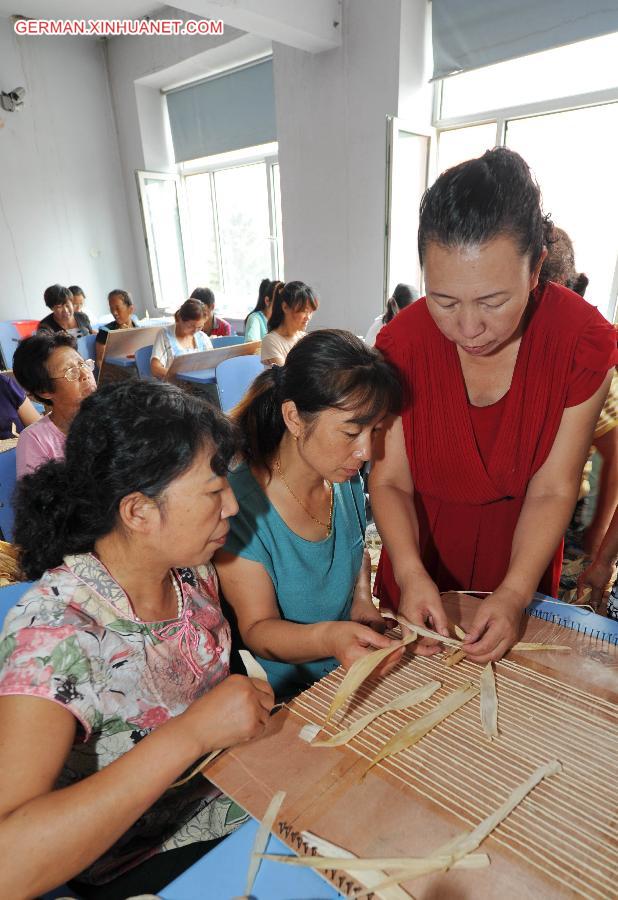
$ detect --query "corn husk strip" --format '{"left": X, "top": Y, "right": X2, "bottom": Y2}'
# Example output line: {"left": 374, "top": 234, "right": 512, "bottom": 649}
{"left": 259, "top": 852, "right": 489, "bottom": 876}
{"left": 452, "top": 623, "right": 466, "bottom": 640}
{"left": 313, "top": 681, "right": 441, "bottom": 747}
{"left": 480, "top": 662, "right": 498, "bottom": 739}
{"left": 355, "top": 854, "right": 490, "bottom": 898}
{"left": 445, "top": 649, "right": 466, "bottom": 668}
{"left": 245, "top": 790, "right": 286, "bottom": 896}
{"left": 368, "top": 760, "right": 561, "bottom": 896}
{"left": 397, "top": 613, "right": 570, "bottom": 654}
{"left": 300, "top": 831, "right": 411, "bottom": 900}
{"left": 324, "top": 633, "right": 417, "bottom": 724}
{"left": 435, "top": 759, "right": 561, "bottom": 859}
{"left": 364, "top": 683, "right": 479, "bottom": 775}
{"left": 238, "top": 648, "right": 269, "bottom": 680}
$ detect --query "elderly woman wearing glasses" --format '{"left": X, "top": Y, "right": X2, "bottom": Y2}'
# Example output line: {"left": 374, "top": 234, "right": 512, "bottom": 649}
{"left": 13, "top": 332, "right": 96, "bottom": 478}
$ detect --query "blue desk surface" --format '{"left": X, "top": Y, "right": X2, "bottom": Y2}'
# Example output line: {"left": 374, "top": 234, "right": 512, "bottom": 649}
{"left": 175, "top": 368, "right": 216, "bottom": 385}
{"left": 161, "top": 818, "right": 342, "bottom": 900}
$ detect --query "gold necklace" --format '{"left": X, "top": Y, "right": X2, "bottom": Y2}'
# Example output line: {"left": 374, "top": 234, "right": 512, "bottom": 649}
{"left": 275, "top": 457, "right": 334, "bottom": 536}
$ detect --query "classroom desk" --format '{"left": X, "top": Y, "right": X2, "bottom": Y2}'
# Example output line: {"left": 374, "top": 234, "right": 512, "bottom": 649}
{"left": 160, "top": 817, "right": 342, "bottom": 899}
{"left": 174, "top": 368, "right": 216, "bottom": 385}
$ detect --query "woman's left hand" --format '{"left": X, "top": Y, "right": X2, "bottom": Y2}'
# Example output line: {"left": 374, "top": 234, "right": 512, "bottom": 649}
{"left": 329, "top": 622, "right": 405, "bottom": 677}
{"left": 461, "top": 588, "right": 525, "bottom": 664}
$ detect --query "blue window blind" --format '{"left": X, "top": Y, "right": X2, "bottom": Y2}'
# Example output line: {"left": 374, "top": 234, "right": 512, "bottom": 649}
{"left": 166, "top": 58, "right": 276, "bottom": 163}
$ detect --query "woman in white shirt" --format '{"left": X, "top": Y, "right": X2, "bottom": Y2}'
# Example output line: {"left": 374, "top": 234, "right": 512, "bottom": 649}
{"left": 151, "top": 299, "right": 212, "bottom": 380}
{"left": 364, "top": 283, "right": 419, "bottom": 346}
{"left": 260, "top": 282, "right": 318, "bottom": 366}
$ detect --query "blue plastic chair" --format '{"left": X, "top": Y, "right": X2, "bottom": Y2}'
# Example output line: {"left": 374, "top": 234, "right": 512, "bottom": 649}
{"left": 0, "top": 581, "right": 34, "bottom": 630}
{"left": 135, "top": 344, "right": 154, "bottom": 380}
{"left": 216, "top": 355, "right": 264, "bottom": 413}
{"left": 0, "top": 322, "right": 21, "bottom": 371}
{"left": 0, "top": 448, "right": 17, "bottom": 542}
{"left": 211, "top": 335, "right": 245, "bottom": 348}
{"left": 76, "top": 333, "right": 96, "bottom": 362}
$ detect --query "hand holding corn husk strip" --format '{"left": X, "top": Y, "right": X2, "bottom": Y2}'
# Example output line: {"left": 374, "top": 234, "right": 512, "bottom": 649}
{"left": 170, "top": 649, "right": 270, "bottom": 789}
{"left": 245, "top": 790, "right": 285, "bottom": 896}
{"left": 313, "top": 681, "right": 441, "bottom": 747}
{"left": 364, "top": 682, "right": 479, "bottom": 775}
{"left": 480, "top": 662, "right": 498, "bottom": 739}
{"left": 396, "top": 614, "right": 570, "bottom": 654}
{"left": 324, "top": 632, "right": 417, "bottom": 724}
{"left": 259, "top": 852, "right": 490, "bottom": 877}
{"left": 368, "top": 759, "right": 561, "bottom": 895}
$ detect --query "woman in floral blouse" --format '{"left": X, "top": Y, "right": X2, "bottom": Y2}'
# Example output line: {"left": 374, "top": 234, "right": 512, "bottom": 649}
{"left": 0, "top": 381, "right": 274, "bottom": 899}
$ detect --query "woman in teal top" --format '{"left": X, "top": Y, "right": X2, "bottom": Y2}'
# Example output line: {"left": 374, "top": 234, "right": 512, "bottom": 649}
{"left": 216, "top": 329, "right": 403, "bottom": 698}
{"left": 243, "top": 278, "right": 281, "bottom": 343}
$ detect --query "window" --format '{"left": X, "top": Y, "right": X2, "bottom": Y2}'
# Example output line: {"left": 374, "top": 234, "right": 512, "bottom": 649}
{"left": 434, "top": 34, "right": 618, "bottom": 320}
{"left": 139, "top": 148, "right": 283, "bottom": 317}
{"left": 183, "top": 153, "right": 282, "bottom": 319}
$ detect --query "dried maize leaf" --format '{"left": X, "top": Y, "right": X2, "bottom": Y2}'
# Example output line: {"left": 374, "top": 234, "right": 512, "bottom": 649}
{"left": 451, "top": 622, "right": 466, "bottom": 640}
{"left": 259, "top": 852, "right": 489, "bottom": 877}
{"left": 238, "top": 648, "right": 269, "bottom": 681}
{"left": 169, "top": 747, "right": 223, "bottom": 788}
{"left": 435, "top": 759, "right": 561, "bottom": 860}
{"left": 395, "top": 614, "right": 461, "bottom": 649}
{"left": 480, "top": 662, "right": 498, "bottom": 739}
{"left": 324, "top": 632, "right": 417, "bottom": 724}
{"left": 245, "top": 790, "right": 286, "bottom": 896}
{"left": 364, "top": 683, "right": 479, "bottom": 775}
{"left": 313, "top": 681, "right": 440, "bottom": 747}
{"left": 445, "top": 649, "right": 466, "bottom": 668}
{"left": 511, "top": 642, "right": 570, "bottom": 652}
{"left": 358, "top": 853, "right": 490, "bottom": 896}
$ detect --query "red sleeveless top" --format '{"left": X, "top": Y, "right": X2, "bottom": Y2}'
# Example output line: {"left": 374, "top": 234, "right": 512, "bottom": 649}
{"left": 374, "top": 282, "right": 618, "bottom": 607}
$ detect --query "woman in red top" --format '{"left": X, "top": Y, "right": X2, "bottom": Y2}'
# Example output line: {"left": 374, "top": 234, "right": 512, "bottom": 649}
{"left": 370, "top": 148, "right": 617, "bottom": 664}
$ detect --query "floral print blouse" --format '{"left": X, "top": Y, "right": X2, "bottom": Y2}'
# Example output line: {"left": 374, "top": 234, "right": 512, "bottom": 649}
{"left": 0, "top": 553, "right": 246, "bottom": 885}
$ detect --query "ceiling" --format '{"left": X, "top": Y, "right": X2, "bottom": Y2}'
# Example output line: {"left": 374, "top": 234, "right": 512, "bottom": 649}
{"left": 0, "top": 1, "right": 164, "bottom": 18}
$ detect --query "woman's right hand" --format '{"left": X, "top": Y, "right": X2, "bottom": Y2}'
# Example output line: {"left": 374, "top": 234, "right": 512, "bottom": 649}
{"left": 398, "top": 571, "right": 449, "bottom": 655}
{"left": 327, "top": 622, "right": 405, "bottom": 676}
{"left": 180, "top": 674, "right": 274, "bottom": 755}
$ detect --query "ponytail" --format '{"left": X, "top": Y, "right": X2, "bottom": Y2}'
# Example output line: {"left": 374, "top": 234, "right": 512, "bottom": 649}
{"left": 231, "top": 367, "right": 286, "bottom": 471}
{"left": 231, "top": 329, "right": 401, "bottom": 473}
{"left": 15, "top": 461, "right": 79, "bottom": 580}
{"left": 382, "top": 297, "right": 400, "bottom": 325}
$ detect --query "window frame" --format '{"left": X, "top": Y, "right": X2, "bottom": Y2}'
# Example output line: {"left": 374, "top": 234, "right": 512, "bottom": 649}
{"left": 179, "top": 143, "right": 282, "bottom": 303}
{"left": 433, "top": 79, "right": 618, "bottom": 322}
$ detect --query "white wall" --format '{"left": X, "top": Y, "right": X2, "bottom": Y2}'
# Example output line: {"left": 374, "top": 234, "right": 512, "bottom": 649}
{"left": 105, "top": 6, "right": 267, "bottom": 314}
{"left": 0, "top": 18, "right": 139, "bottom": 322}
{"left": 273, "top": 0, "right": 431, "bottom": 335}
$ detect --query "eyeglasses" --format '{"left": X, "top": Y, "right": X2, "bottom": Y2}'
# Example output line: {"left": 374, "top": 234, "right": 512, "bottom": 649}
{"left": 50, "top": 359, "right": 95, "bottom": 383}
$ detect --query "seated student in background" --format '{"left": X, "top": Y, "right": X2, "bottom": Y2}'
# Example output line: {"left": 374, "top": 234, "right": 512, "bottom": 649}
{"left": 364, "top": 283, "right": 419, "bottom": 347}
{"left": 12, "top": 332, "right": 96, "bottom": 478}
{"left": 38, "top": 284, "right": 94, "bottom": 337}
{"left": 0, "top": 373, "right": 41, "bottom": 439}
{"left": 95, "top": 289, "right": 138, "bottom": 370}
{"left": 189, "top": 287, "right": 232, "bottom": 337}
{"left": 244, "top": 278, "right": 282, "bottom": 342}
{"left": 260, "top": 281, "right": 318, "bottom": 366}
{"left": 150, "top": 299, "right": 211, "bottom": 380}
{"left": 0, "top": 382, "right": 274, "bottom": 899}
{"left": 215, "top": 329, "right": 403, "bottom": 700}
{"left": 68, "top": 284, "right": 92, "bottom": 321}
